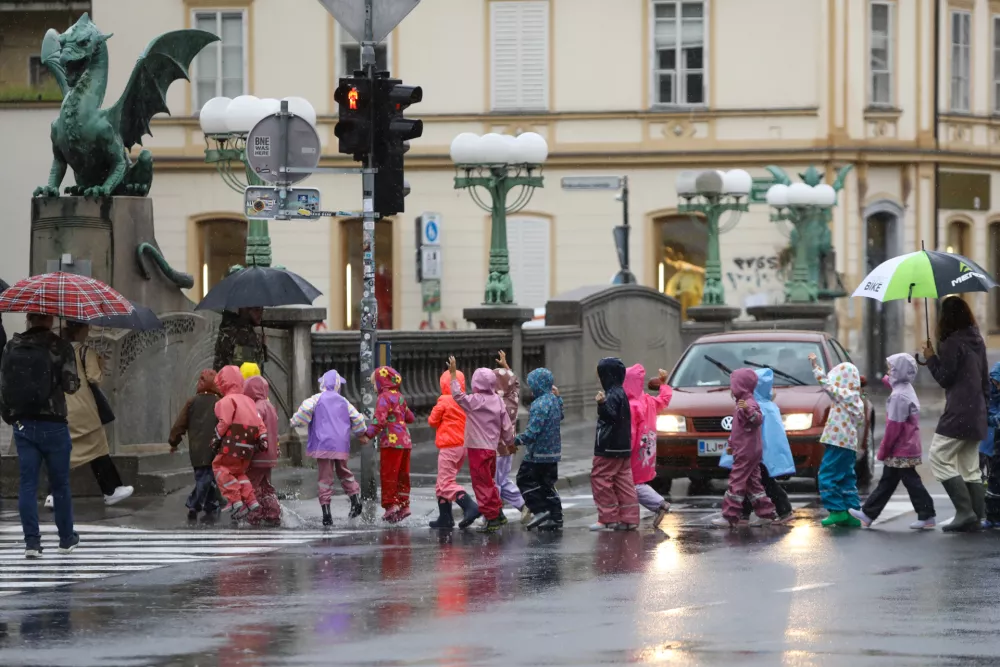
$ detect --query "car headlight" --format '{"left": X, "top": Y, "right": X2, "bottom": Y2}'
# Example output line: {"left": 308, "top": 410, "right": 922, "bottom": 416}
{"left": 782, "top": 412, "right": 813, "bottom": 432}
{"left": 656, "top": 414, "right": 686, "bottom": 433}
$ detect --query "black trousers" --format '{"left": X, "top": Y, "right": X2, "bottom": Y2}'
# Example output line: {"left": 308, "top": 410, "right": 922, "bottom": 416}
{"left": 516, "top": 461, "right": 562, "bottom": 521}
{"left": 862, "top": 467, "right": 935, "bottom": 521}
{"left": 48, "top": 455, "right": 123, "bottom": 497}
{"left": 985, "top": 449, "right": 1000, "bottom": 522}
{"left": 741, "top": 464, "right": 792, "bottom": 519}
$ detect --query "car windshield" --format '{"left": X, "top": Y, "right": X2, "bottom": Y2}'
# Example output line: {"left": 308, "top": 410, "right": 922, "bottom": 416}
{"left": 670, "top": 341, "right": 827, "bottom": 388}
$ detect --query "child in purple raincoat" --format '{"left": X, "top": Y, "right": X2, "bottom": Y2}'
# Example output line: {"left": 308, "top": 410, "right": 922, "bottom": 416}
{"left": 290, "top": 370, "right": 367, "bottom": 526}
{"left": 713, "top": 368, "right": 777, "bottom": 527}
{"left": 493, "top": 350, "right": 528, "bottom": 524}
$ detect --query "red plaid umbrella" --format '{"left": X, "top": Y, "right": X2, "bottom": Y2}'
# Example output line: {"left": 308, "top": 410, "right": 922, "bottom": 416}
{"left": 0, "top": 272, "right": 134, "bottom": 321}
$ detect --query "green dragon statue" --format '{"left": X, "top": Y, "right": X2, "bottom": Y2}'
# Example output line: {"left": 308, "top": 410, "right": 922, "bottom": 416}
{"left": 32, "top": 14, "right": 218, "bottom": 199}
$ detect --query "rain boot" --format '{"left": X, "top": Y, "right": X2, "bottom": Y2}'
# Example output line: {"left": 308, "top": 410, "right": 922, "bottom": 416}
{"left": 941, "top": 477, "right": 979, "bottom": 532}
{"left": 967, "top": 482, "right": 986, "bottom": 523}
{"left": 348, "top": 494, "right": 363, "bottom": 519}
{"left": 455, "top": 492, "right": 481, "bottom": 529}
{"left": 321, "top": 503, "right": 333, "bottom": 527}
{"left": 429, "top": 497, "right": 454, "bottom": 529}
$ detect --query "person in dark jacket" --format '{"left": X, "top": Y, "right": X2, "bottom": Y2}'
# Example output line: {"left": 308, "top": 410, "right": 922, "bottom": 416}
{"left": 923, "top": 297, "right": 990, "bottom": 532}
{"left": 0, "top": 313, "right": 81, "bottom": 557}
{"left": 213, "top": 308, "right": 266, "bottom": 372}
{"left": 169, "top": 369, "right": 224, "bottom": 521}
{"left": 589, "top": 357, "right": 638, "bottom": 531}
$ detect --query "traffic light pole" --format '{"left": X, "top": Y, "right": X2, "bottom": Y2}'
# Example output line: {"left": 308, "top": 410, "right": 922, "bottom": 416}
{"left": 358, "top": 0, "right": 379, "bottom": 511}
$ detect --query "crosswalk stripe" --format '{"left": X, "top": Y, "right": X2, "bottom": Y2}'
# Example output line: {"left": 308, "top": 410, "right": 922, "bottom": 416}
{"left": 0, "top": 523, "right": 345, "bottom": 597}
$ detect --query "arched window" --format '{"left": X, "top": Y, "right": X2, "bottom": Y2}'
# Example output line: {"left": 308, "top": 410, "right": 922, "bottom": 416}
{"left": 342, "top": 218, "right": 394, "bottom": 330}
{"left": 654, "top": 213, "right": 706, "bottom": 320}
{"left": 946, "top": 219, "right": 970, "bottom": 257}
{"left": 198, "top": 218, "right": 247, "bottom": 298}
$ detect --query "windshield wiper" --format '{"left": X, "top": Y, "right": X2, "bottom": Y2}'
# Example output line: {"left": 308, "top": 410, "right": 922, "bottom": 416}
{"left": 742, "top": 359, "right": 806, "bottom": 386}
{"left": 703, "top": 355, "right": 733, "bottom": 377}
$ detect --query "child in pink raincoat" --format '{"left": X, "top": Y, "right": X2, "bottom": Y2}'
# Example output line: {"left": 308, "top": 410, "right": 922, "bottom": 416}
{"left": 244, "top": 375, "right": 281, "bottom": 526}
{"left": 714, "top": 368, "right": 777, "bottom": 528}
{"left": 493, "top": 350, "right": 528, "bottom": 523}
{"left": 212, "top": 365, "right": 268, "bottom": 521}
{"left": 623, "top": 363, "right": 673, "bottom": 529}
{"left": 448, "top": 356, "right": 515, "bottom": 534}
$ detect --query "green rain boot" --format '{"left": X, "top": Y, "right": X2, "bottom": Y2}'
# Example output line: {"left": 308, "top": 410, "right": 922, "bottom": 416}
{"left": 821, "top": 511, "right": 848, "bottom": 527}
{"left": 838, "top": 512, "right": 862, "bottom": 528}
{"left": 941, "top": 476, "right": 980, "bottom": 532}
{"left": 967, "top": 482, "right": 986, "bottom": 523}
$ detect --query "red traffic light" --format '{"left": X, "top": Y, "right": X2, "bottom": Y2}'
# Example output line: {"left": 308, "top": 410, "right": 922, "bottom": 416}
{"left": 348, "top": 87, "right": 359, "bottom": 110}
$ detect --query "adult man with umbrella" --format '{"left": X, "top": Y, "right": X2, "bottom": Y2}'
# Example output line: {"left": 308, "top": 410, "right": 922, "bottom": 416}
{"left": 213, "top": 307, "right": 267, "bottom": 372}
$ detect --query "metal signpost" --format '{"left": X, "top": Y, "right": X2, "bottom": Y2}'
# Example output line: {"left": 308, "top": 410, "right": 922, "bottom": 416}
{"left": 561, "top": 175, "right": 635, "bottom": 284}
{"left": 416, "top": 212, "right": 442, "bottom": 326}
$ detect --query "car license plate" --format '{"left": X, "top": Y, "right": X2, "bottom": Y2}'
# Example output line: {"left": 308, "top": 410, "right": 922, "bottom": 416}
{"left": 697, "top": 439, "right": 728, "bottom": 456}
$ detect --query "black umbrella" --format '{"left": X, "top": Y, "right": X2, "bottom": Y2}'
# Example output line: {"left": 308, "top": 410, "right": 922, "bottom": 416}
{"left": 0, "top": 279, "right": 8, "bottom": 292}
{"left": 195, "top": 266, "right": 322, "bottom": 311}
{"left": 88, "top": 300, "right": 163, "bottom": 331}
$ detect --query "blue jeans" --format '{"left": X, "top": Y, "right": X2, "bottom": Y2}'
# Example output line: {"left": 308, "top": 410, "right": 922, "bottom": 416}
{"left": 818, "top": 444, "right": 860, "bottom": 512}
{"left": 14, "top": 419, "right": 75, "bottom": 548}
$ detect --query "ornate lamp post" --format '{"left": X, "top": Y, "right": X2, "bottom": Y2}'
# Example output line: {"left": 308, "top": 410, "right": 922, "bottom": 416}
{"left": 199, "top": 95, "right": 318, "bottom": 269}
{"left": 675, "top": 169, "right": 753, "bottom": 306}
{"left": 764, "top": 180, "right": 837, "bottom": 303}
{"left": 449, "top": 132, "right": 548, "bottom": 305}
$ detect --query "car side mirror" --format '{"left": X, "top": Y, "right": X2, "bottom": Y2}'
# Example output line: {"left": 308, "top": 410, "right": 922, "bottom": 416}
{"left": 859, "top": 375, "right": 867, "bottom": 388}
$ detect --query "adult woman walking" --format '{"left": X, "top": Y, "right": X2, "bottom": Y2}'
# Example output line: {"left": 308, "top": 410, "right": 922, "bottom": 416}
{"left": 923, "top": 297, "right": 990, "bottom": 532}
{"left": 45, "top": 322, "right": 133, "bottom": 507}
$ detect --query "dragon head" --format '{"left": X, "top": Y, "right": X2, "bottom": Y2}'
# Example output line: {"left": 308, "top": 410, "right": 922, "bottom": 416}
{"left": 50, "top": 13, "right": 112, "bottom": 87}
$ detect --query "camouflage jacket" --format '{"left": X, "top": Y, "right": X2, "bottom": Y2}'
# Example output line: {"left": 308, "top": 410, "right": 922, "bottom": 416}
{"left": 213, "top": 318, "right": 266, "bottom": 372}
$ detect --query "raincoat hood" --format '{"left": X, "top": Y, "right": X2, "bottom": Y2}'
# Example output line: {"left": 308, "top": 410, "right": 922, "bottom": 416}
{"left": 439, "top": 369, "right": 465, "bottom": 395}
{"left": 623, "top": 364, "right": 646, "bottom": 400}
{"left": 471, "top": 367, "right": 497, "bottom": 394}
{"left": 991, "top": 361, "right": 1000, "bottom": 386}
{"left": 240, "top": 362, "right": 261, "bottom": 380}
{"left": 887, "top": 353, "right": 918, "bottom": 386}
{"left": 527, "top": 368, "right": 554, "bottom": 397}
{"left": 196, "top": 369, "right": 220, "bottom": 395}
{"left": 373, "top": 366, "right": 402, "bottom": 393}
{"left": 730, "top": 368, "right": 758, "bottom": 400}
{"left": 753, "top": 368, "right": 774, "bottom": 402}
{"left": 216, "top": 366, "right": 245, "bottom": 396}
{"left": 597, "top": 357, "right": 626, "bottom": 391}
{"left": 829, "top": 362, "right": 862, "bottom": 393}
{"left": 321, "top": 369, "right": 344, "bottom": 393}
{"left": 244, "top": 375, "right": 269, "bottom": 402}
{"left": 493, "top": 368, "right": 516, "bottom": 394}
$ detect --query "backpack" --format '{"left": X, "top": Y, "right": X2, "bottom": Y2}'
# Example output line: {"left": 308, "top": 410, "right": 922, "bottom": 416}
{"left": 0, "top": 336, "right": 55, "bottom": 423}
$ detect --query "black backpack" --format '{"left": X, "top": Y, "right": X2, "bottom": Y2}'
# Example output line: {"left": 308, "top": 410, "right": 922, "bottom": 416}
{"left": 0, "top": 336, "right": 55, "bottom": 424}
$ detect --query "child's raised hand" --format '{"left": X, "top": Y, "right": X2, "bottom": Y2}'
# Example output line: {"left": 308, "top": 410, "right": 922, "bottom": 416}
{"left": 496, "top": 350, "right": 509, "bottom": 370}
{"left": 595, "top": 390, "right": 606, "bottom": 404}
{"left": 658, "top": 369, "right": 668, "bottom": 382}
{"left": 552, "top": 385, "right": 560, "bottom": 397}
{"left": 807, "top": 353, "right": 819, "bottom": 368}
{"left": 447, "top": 356, "right": 457, "bottom": 377}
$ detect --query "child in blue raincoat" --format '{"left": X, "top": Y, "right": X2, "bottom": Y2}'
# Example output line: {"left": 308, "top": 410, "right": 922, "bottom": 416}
{"left": 719, "top": 367, "right": 795, "bottom": 523}
{"left": 982, "top": 362, "right": 1000, "bottom": 527}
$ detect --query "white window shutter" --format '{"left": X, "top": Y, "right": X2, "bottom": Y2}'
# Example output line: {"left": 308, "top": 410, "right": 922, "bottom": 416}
{"left": 491, "top": 1, "right": 549, "bottom": 111}
{"left": 506, "top": 217, "right": 551, "bottom": 309}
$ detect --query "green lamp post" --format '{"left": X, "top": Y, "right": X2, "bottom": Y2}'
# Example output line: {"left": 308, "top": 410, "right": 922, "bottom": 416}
{"left": 763, "top": 165, "right": 852, "bottom": 303}
{"left": 675, "top": 169, "right": 753, "bottom": 306}
{"left": 450, "top": 132, "right": 548, "bottom": 305}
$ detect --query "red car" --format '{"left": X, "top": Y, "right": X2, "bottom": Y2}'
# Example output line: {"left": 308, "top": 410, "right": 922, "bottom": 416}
{"left": 654, "top": 330, "right": 875, "bottom": 492}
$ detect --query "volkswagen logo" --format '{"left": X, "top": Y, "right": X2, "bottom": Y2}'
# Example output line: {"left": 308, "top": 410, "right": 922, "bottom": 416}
{"left": 720, "top": 416, "right": 733, "bottom": 431}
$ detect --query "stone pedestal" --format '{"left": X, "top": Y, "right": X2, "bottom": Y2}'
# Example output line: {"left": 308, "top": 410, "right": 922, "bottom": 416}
{"left": 682, "top": 305, "right": 741, "bottom": 349}
{"left": 464, "top": 305, "right": 534, "bottom": 383}
{"left": 745, "top": 302, "right": 838, "bottom": 336}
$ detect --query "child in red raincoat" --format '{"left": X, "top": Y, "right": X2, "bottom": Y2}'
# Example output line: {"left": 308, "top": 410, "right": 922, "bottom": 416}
{"left": 364, "top": 366, "right": 416, "bottom": 523}
{"left": 244, "top": 375, "right": 281, "bottom": 526}
{"left": 212, "top": 365, "right": 268, "bottom": 520}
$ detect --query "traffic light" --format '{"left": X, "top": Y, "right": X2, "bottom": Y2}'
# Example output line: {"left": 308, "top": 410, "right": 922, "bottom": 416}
{"left": 334, "top": 76, "right": 372, "bottom": 161}
{"left": 373, "top": 77, "right": 423, "bottom": 216}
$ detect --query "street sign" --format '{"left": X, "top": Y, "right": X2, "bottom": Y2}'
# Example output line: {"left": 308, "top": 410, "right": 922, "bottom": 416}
{"left": 561, "top": 176, "right": 623, "bottom": 191}
{"left": 317, "top": 0, "right": 420, "bottom": 45}
{"left": 245, "top": 113, "right": 321, "bottom": 186}
{"left": 419, "top": 212, "right": 441, "bottom": 246}
{"left": 420, "top": 246, "right": 442, "bottom": 280}
{"left": 244, "top": 186, "right": 322, "bottom": 220}
{"left": 421, "top": 279, "right": 441, "bottom": 313}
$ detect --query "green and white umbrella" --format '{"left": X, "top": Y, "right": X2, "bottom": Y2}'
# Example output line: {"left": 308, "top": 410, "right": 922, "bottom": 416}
{"left": 853, "top": 247, "right": 997, "bottom": 340}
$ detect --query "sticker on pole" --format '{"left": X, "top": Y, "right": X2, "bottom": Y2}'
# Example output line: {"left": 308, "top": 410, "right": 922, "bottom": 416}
{"left": 245, "top": 113, "right": 321, "bottom": 186}
{"left": 252, "top": 135, "right": 271, "bottom": 158}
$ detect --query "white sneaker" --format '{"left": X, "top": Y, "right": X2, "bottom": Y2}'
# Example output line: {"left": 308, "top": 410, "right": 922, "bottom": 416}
{"left": 24, "top": 547, "right": 43, "bottom": 559}
{"left": 910, "top": 517, "right": 936, "bottom": 530}
{"left": 104, "top": 486, "right": 134, "bottom": 506}
{"left": 589, "top": 522, "right": 618, "bottom": 531}
{"left": 44, "top": 495, "right": 53, "bottom": 509}
{"left": 519, "top": 506, "right": 533, "bottom": 525}
{"left": 710, "top": 516, "right": 734, "bottom": 528}
{"left": 848, "top": 508, "right": 873, "bottom": 528}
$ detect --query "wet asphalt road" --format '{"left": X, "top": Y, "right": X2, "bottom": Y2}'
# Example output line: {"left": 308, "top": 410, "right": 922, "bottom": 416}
{"left": 3, "top": 420, "right": 1000, "bottom": 667}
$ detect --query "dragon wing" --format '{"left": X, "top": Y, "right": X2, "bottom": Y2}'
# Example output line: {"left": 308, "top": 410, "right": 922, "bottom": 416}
{"left": 41, "top": 29, "right": 68, "bottom": 97}
{"left": 106, "top": 30, "right": 219, "bottom": 151}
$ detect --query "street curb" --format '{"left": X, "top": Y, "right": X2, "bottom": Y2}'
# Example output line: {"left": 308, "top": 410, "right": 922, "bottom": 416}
{"left": 555, "top": 466, "right": 591, "bottom": 492}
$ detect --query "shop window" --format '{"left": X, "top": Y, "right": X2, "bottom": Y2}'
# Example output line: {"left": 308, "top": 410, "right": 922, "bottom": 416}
{"left": 198, "top": 218, "right": 247, "bottom": 298}
{"left": 342, "top": 219, "right": 393, "bottom": 330}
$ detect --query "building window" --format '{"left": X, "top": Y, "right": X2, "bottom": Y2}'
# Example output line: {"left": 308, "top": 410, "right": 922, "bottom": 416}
{"left": 656, "top": 214, "right": 706, "bottom": 321}
{"left": 28, "top": 56, "right": 51, "bottom": 87}
{"left": 490, "top": 0, "right": 550, "bottom": 111}
{"left": 869, "top": 2, "right": 893, "bottom": 106}
{"left": 193, "top": 10, "right": 246, "bottom": 111}
{"left": 198, "top": 218, "right": 247, "bottom": 298}
{"left": 337, "top": 24, "right": 388, "bottom": 77}
{"left": 994, "top": 16, "right": 1000, "bottom": 113}
{"left": 342, "top": 219, "right": 393, "bottom": 330}
{"left": 951, "top": 10, "right": 971, "bottom": 112}
{"left": 652, "top": 0, "right": 705, "bottom": 107}
{"left": 506, "top": 217, "right": 551, "bottom": 309}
